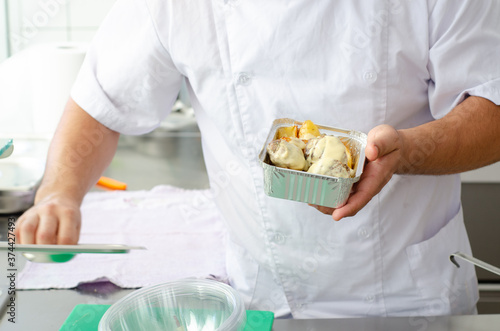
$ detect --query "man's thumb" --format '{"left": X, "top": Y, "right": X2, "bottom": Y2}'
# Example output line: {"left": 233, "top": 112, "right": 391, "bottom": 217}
{"left": 366, "top": 125, "right": 400, "bottom": 161}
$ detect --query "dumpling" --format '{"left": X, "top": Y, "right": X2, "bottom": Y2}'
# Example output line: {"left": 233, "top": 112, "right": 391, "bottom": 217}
{"left": 267, "top": 139, "right": 309, "bottom": 171}
{"left": 304, "top": 135, "right": 348, "bottom": 166}
{"left": 307, "top": 158, "right": 353, "bottom": 178}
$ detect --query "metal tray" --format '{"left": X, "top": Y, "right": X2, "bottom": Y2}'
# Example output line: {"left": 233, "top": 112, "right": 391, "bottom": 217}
{"left": 0, "top": 243, "right": 146, "bottom": 263}
{"left": 0, "top": 243, "right": 145, "bottom": 253}
{"left": 258, "top": 118, "right": 367, "bottom": 208}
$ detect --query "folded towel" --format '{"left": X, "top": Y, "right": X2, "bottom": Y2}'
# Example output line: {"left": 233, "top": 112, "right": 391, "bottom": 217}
{"left": 18, "top": 185, "right": 227, "bottom": 289}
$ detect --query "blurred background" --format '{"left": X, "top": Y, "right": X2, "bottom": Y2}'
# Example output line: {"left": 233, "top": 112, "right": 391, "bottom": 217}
{"left": 1, "top": 0, "right": 116, "bottom": 59}
{"left": 0, "top": 0, "right": 206, "bottom": 191}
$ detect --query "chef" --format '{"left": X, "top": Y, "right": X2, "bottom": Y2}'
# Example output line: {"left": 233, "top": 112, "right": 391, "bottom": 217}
{"left": 15, "top": 0, "right": 500, "bottom": 318}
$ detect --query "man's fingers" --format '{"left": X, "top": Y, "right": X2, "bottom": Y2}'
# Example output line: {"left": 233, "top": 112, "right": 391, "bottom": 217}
{"left": 15, "top": 200, "right": 81, "bottom": 245}
{"left": 331, "top": 153, "right": 396, "bottom": 220}
{"left": 309, "top": 204, "right": 335, "bottom": 215}
{"left": 365, "top": 144, "right": 379, "bottom": 162}
{"left": 331, "top": 189, "right": 373, "bottom": 221}
{"left": 366, "top": 125, "right": 401, "bottom": 161}
{"left": 36, "top": 215, "right": 58, "bottom": 244}
{"left": 309, "top": 125, "right": 402, "bottom": 221}
{"left": 57, "top": 209, "right": 81, "bottom": 245}
{"left": 18, "top": 215, "right": 40, "bottom": 244}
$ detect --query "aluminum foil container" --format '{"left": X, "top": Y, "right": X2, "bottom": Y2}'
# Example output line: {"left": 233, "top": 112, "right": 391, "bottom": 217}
{"left": 258, "top": 118, "right": 367, "bottom": 208}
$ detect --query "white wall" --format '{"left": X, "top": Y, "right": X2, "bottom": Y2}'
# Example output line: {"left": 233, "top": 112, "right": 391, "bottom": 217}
{"left": 0, "top": 0, "right": 8, "bottom": 62}
{"left": 0, "top": 0, "right": 118, "bottom": 134}
{"left": 6, "top": 0, "right": 117, "bottom": 55}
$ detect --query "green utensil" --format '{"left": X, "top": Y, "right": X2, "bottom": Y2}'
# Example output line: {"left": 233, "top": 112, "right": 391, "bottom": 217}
{"left": 0, "top": 139, "right": 14, "bottom": 158}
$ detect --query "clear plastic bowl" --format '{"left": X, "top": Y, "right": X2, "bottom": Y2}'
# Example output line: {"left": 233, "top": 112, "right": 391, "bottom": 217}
{"left": 98, "top": 279, "right": 246, "bottom": 331}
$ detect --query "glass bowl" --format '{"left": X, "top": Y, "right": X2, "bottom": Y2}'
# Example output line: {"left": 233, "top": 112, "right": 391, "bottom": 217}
{"left": 98, "top": 279, "right": 246, "bottom": 331}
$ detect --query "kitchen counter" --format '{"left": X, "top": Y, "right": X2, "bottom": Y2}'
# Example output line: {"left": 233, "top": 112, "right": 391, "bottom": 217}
{"left": 1, "top": 282, "right": 500, "bottom": 330}
{"left": 1, "top": 285, "right": 500, "bottom": 330}
{"left": 0, "top": 134, "right": 499, "bottom": 330}
{"left": 273, "top": 314, "right": 500, "bottom": 330}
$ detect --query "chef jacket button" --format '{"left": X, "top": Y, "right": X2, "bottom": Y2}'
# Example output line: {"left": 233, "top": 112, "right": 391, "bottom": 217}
{"left": 364, "top": 294, "right": 376, "bottom": 303}
{"left": 363, "top": 71, "right": 378, "bottom": 84}
{"left": 236, "top": 72, "right": 252, "bottom": 86}
{"left": 273, "top": 232, "right": 286, "bottom": 245}
{"left": 357, "top": 226, "right": 371, "bottom": 239}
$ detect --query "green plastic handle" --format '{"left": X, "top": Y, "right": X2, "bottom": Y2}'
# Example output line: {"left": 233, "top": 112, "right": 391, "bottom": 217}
{"left": 0, "top": 139, "right": 14, "bottom": 158}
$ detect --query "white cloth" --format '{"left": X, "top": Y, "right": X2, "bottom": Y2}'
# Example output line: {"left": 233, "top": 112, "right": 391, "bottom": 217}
{"left": 17, "top": 186, "right": 227, "bottom": 289}
{"left": 71, "top": 0, "right": 500, "bottom": 318}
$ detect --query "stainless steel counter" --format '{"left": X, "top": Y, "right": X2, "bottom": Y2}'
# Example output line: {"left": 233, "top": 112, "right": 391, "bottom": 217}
{"left": 1, "top": 286, "right": 500, "bottom": 330}
{"left": 272, "top": 314, "right": 500, "bottom": 330}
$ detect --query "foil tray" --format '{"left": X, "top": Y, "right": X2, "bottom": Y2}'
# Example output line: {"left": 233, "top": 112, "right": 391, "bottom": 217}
{"left": 258, "top": 118, "right": 367, "bottom": 208}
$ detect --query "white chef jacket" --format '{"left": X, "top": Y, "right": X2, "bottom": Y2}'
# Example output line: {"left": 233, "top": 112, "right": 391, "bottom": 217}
{"left": 71, "top": 0, "right": 500, "bottom": 318}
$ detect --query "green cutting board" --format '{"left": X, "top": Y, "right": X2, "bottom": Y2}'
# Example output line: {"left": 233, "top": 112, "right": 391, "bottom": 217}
{"left": 59, "top": 304, "right": 274, "bottom": 331}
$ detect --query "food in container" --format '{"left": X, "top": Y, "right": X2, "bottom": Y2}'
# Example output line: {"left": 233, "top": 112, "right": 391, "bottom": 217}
{"left": 266, "top": 139, "right": 308, "bottom": 171}
{"left": 266, "top": 120, "right": 355, "bottom": 178}
{"left": 258, "top": 118, "right": 367, "bottom": 208}
{"left": 307, "top": 156, "right": 352, "bottom": 179}
{"left": 304, "top": 135, "right": 354, "bottom": 178}
{"left": 298, "top": 119, "right": 321, "bottom": 140}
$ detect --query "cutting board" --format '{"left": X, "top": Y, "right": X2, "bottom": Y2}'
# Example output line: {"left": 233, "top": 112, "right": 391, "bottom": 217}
{"left": 59, "top": 304, "right": 274, "bottom": 331}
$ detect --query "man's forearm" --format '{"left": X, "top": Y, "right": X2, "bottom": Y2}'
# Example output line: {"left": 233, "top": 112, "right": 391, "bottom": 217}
{"left": 35, "top": 97, "right": 120, "bottom": 205}
{"left": 397, "top": 96, "right": 500, "bottom": 175}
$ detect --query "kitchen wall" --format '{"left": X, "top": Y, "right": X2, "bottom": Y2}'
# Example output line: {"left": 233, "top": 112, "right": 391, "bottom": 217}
{"left": 1, "top": 0, "right": 116, "bottom": 59}
{"left": 0, "top": 1, "right": 8, "bottom": 61}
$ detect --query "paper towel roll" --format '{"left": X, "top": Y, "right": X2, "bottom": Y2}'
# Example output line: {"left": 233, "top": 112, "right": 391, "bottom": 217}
{"left": 0, "top": 48, "right": 38, "bottom": 134}
{"left": 31, "top": 43, "right": 87, "bottom": 136}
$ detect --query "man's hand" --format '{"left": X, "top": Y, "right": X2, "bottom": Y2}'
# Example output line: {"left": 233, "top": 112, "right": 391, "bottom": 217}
{"left": 311, "top": 96, "right": 500, "bottom": 221}
{"left": 14, "top": 97, "right": 120, "bottom": 244}
{"left": 311, "top": 124, "right": 403, "bottom": 221}
{"left": 14, "top": 195, "right": 81, "bottom": 245}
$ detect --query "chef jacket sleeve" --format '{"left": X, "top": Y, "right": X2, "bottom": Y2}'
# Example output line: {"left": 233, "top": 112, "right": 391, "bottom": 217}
{"left": 427, "top": 0, "right": 500, "bottom": 119}
{"left": 71, "top": 0, "right": 183, "bottom": 135}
